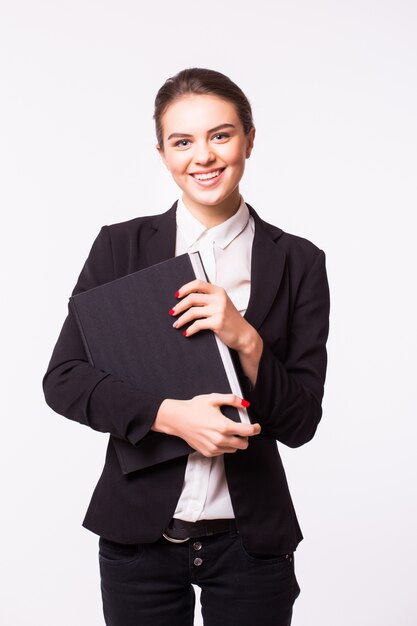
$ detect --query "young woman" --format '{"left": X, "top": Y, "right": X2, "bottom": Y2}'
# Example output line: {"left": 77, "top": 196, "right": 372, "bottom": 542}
{"left": 43, "top": 67, "right": 330, "bottom": 626}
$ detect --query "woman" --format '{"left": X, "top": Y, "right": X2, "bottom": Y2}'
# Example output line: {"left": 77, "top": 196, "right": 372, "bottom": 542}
{"left": 43, "top": 67, "right": 330, "bottom": 626}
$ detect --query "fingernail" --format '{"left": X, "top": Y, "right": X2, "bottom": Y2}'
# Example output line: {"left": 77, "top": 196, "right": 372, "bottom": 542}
{"left": 175, "top": 290, "right": 180, "bottom": 298}
{"left": 241, "top": 399, "right": 250, "bottom": 408}
{"left": 183, "top": 330, "right": 187, "bottom": 337}
{"left": 169, "top": 308, "right": 175, "bottom": 315}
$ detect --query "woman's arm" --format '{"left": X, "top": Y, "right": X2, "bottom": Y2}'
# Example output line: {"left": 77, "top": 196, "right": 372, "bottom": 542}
{"left": 42, "top": 227, "right": 166, "bottom": 446}
{"left": 246, "top": 250, "right": 330, "bottom": 447}
{"left": 171, "top": 249, "right": 330, "bottom": 449}
{"left": 43, "top": 226, "right": 261, "bottom": 452}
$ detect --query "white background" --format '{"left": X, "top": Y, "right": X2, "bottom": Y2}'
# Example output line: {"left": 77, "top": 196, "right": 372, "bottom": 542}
{"left": 1, "top": 1, "right": 416, "bottom": 624}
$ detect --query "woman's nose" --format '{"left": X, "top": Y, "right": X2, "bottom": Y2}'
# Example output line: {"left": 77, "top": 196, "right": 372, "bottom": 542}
{"left": 194, "top": 142, "right": 215, "bottom": 164}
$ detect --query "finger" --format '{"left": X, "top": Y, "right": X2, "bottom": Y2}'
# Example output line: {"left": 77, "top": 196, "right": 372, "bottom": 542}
{"left": 181, "top": 317, "right": 217, "bottom": 337}
{"left": 202, "top": 447, "right": 237, "bottom": 457}
{"left": 170, "top": 291, "right": 211, "bottom": 315}
{"left": 176, "top": 279, "right": 215, "bottom": 299}
{"left": 208, "top": 393, "right": 251, "bottom": 409}
{"left": 225, "top": 435, "right": 250, "bottom": 450}
{"left": 228, "top": 422, "right": 262, "bottom": 437}
{"left": 174, "top": 306, "right": 213, "bottom": 330}
{"left": 210, "top": 439, "right": 248, "bottom": 455}
{"left": 171, "top": 293, "right": 212, "bottom": 317}
{"left": 206, "top": 393, "right": 261, "bottom": 435}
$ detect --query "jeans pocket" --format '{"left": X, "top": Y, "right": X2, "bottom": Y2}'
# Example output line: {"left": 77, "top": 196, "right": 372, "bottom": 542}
{"left": 98, "top": 537, "right": 145, "bottom": 567}
{"left": 237, "top": 536, "right": 293, "bottom": 565}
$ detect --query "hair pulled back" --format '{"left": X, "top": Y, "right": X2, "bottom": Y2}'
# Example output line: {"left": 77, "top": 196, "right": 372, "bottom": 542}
{"left": 153, "top": 67, "right": 255, "bottom": 150}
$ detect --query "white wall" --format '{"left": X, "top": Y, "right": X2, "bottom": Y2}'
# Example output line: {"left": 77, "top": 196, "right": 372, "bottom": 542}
{"left": 1, "top": 1, "right": 416, "bottom": 624}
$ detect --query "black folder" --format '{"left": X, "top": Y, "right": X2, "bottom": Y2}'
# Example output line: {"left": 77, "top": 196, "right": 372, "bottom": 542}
{"left": 69, "top": 252, "right": 248, "bottom": 474}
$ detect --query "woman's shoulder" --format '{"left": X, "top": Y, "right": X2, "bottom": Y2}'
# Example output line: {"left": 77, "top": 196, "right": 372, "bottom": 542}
{"left": 249, "top": 204, "right": 325, "bottom": 265}
{"left": 279, "top": 228, "right": 325, "bottom": 263}
{"left": 105, "top": 210, "right": 167, "bottom": 236}
{"left": 101, "top": 202, "right": 177, "bottom": 248}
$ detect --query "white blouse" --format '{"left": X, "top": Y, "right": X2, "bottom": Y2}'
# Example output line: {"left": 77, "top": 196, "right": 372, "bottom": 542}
{"left": 173, "top": 194, "right": 255, "bottom": 521}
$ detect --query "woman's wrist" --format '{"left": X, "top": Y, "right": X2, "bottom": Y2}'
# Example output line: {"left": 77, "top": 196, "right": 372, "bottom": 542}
{"left": 151, "top": 398, "right": 185, "bottom": 436}
{"left": 235, "top": 323, "right": 261, "bottom": 356}
{"left": 236, "top": 325, "right": 264, "bottom": 387}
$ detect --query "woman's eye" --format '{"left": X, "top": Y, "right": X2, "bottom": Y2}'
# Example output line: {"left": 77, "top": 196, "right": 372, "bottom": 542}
{"left": 174, "top": 133, "right": 229, "bottom": 148}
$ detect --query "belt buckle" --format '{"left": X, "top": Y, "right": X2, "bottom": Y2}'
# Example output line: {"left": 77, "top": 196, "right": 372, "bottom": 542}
{"left": 162, "top": 532, "right": 190, "bottom": 544}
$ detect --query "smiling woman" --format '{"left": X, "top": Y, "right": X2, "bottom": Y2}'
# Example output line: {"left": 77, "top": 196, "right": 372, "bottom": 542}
{"left": 156, "top": 94, "right": 255, "bottom": 227}
{"left": 43, "top": 67, "right": 330, "bottom": 626}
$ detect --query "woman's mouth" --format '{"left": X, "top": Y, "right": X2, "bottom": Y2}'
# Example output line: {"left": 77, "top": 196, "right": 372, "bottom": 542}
{"left": 190, "top": 168, "right": 226, "bottom": 186}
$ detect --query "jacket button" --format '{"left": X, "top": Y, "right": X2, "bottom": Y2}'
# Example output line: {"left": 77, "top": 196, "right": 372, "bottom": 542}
{"left": 193, "top": 541, "right": 202, "bottom": 551}
{"left": 194, "top": 557, "right": 203, "bottom": 566}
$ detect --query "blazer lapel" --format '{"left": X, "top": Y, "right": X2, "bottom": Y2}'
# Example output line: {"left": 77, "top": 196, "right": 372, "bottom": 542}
{"left": 145, "top": 200, "right": 286, "bottom": 331}
{"left": 145, "top": 200, "right": 178, "bottom": 266}
{"left": 244, "top": 203, "right": 287, "bottom": 330}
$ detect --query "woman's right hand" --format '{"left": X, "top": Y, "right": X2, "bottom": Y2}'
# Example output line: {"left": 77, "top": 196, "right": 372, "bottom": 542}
{"left": 151, "top": 393, "right": 261, "bottom": 457}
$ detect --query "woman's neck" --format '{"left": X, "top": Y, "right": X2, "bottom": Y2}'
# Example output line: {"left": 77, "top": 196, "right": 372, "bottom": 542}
{"left": 182, "top": 191, "right": 242, "bottom": 229}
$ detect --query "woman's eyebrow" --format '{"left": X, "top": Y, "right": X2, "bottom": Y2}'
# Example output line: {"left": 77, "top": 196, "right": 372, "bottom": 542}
{"left": 167, "top": 123, "right": 236, "bottom": 141}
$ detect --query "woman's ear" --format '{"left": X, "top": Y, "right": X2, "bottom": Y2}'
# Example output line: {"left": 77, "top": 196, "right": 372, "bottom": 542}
{"left": 156, "top": 143, "right": 169, "bottom": 170}
{"left": 246, "top": 127, "right": 256, "bottom": 158}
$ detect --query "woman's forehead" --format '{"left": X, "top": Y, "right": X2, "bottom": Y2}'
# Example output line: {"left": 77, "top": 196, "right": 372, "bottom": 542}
{"left": 162, "top": 95, "right": 240, "bottom": 134}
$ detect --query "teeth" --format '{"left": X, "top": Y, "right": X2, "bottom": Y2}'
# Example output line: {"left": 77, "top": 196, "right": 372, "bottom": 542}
{"left": 193, "top": 169, "right": 222, "bottom": 180}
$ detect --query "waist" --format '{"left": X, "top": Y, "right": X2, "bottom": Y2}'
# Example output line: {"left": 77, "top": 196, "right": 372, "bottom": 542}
{"left": 163, "top": 517, "right": 237, "bottom": 542}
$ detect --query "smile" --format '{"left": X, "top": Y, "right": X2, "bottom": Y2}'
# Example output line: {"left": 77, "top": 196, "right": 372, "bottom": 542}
{"left": 190, "top": 168, "right": 226, "bottom": 186}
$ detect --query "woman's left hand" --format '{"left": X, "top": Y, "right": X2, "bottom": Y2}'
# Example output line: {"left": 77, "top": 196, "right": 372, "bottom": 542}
{"left": 171, "top": 279, "right": 264, "bottom": 387}
{"left": 170, "top": 279, "right": 252, "bottom": 352}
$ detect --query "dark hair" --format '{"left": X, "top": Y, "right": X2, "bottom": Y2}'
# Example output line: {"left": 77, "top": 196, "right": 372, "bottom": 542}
{"left": 153, "top": 67, "right": 255, "bottom": 150}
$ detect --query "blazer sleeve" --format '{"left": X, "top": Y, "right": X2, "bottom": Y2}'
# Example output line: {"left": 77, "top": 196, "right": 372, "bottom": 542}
{"left": 42, "top": 226, "right": 165, "bottom": 446}
{"left": 247, "top": 249, "right": 330, "bottom": 448}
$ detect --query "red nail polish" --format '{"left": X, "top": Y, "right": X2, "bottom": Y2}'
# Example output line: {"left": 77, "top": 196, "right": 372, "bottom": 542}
{"left": 169, "top": 308, "right": 175, "bottom": 315}
{"left": 241, "top": 399, "right": 250, "bottom": 408}
{"left": 175, "top": 290, "right": 180, "bottom": 298}
{"left": 183, "top": 330, "right": 187, "bottom": 337}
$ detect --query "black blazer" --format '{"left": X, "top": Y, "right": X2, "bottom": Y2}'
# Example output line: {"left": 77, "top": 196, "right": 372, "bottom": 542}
{"left": 43, "top": 201, "right": 330, "bottom": 557}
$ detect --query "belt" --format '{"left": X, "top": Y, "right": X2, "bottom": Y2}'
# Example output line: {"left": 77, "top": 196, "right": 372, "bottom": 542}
{"left": 163, "top": 518, "right": 237, "bottom": 543}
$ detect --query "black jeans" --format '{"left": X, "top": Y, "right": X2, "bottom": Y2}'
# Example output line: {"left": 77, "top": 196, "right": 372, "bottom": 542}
{"left": 99, "top": 528, "right": 300, "bottom": 626}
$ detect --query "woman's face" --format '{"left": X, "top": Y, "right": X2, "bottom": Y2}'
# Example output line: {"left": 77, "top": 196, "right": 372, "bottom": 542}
{"left": 157, "top": 94, "right": 255, "bottom": 223}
